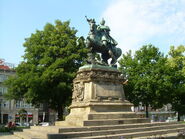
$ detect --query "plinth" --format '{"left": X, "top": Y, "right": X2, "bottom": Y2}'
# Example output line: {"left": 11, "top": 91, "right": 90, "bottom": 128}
{"left": 57, "top": 64, "right": 136, "bottom": 126}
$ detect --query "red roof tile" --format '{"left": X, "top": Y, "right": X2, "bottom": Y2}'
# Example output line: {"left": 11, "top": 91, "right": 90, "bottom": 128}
{"left": 0, "top": 65, "right": 11, "bottom": 70}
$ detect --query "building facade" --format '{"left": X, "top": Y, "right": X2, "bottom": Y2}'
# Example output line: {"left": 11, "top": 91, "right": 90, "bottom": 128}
{"left": 0, "top": 59, "right": 56, "bottom": 125}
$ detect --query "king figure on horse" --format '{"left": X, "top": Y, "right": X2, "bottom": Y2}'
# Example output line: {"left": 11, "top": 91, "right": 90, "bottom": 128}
{"left": 77, "top": 17, "right": 122, "bottom": 67}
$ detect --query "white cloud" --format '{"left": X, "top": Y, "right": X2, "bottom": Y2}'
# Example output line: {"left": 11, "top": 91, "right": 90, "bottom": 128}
{"left": 101, "top": 0, "right": 185, "bottom": 54}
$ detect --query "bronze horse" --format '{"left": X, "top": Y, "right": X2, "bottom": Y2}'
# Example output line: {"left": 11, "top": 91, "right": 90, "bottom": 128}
{"left": 77, "top": 18, "right": 122, "bottom": 67}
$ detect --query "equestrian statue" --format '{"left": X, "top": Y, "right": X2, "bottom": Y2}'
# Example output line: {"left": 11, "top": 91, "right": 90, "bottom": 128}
{"left": 77, "top": 16, "right": 122, "bottom": 67}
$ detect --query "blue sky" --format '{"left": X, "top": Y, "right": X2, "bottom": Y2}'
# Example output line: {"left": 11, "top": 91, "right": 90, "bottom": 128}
{"left": 1, "top": 0, "right": 185, "bottom": 65}
{"left": 0, "top": 0, "right": 109, "bottom": 65}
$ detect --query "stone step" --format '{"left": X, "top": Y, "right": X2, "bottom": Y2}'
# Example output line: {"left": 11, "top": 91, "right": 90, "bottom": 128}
{"left": 134, "top": 132, "right": 179, "bottom": 139}
{"left": 30, "top": 126, "right": 61, "bottom": 132}
{"left": 83, "top": 118, "right": 150, "bottom": 126}
{"left": 48, "top": 123, "right": 185, "bottom": 138}
{"left": 88, "top": 112, "right": 138, "bottom": 120}
{"left": 14, "top": 122, "right": 185, "bottom": 139}
{"left": 67, "top": 127, "right": 185, "bottom": 139}
{"left": 30, "top": 122, "right": 178, "bottom": 133}
{"left": 14, "top": 131, "right": 45, "bottom": 139}
{"left": 58, "top": 122, "right": 178, "bottom": 133}
{"left": 23, "top": 129, "right": 51, "bottom": 138}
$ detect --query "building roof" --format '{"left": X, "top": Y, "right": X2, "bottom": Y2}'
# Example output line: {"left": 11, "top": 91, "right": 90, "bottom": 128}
{"left": 0, "top": 59, "right": 15, "bottom": 72}
{"left": 0, "top": 65, "right": 11, "bottom": 70}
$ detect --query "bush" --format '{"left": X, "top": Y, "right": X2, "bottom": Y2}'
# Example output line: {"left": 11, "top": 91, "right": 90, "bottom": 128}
{"left": 0, "top": 127, "right": 11, "bottom": 132}
{"left": 0, "top": 125, "right": 29, "bottom": 132}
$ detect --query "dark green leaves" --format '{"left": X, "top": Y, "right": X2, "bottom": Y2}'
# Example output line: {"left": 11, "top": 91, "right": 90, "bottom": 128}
{"left": 119, "top": 44, "right": 170, "bottom": 109}
{"left": 5, "top": 20, "right": 87, "bottom": 119}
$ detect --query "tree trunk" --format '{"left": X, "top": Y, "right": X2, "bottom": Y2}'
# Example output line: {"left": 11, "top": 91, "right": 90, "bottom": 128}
{"left": 177, "top": 111, "right": 181, "bottom": 121}
{"left": 57, "top": 105, "right": 64, "bottom": 121}
{"left": 145, "top": 104, "right": 149, "bottom": 118}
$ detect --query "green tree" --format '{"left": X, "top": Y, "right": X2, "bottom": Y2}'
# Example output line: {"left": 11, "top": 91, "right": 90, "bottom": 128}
{"left": 4, "top": 20, "right": 87, "bottom": 120}
{"left": 168, "top": 45, "right": 185, "bottom": 121}
{"left": 119, "top": 44, "right": 172, "bottom": 117}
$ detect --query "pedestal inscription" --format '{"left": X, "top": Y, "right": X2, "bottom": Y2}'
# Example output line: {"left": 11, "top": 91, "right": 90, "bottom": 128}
{"left": 95, "top": 82, "right": 123, "bottom": 100}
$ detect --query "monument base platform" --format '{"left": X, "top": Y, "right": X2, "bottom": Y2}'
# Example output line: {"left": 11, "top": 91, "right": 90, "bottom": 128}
{"left": 56, "top": 65, "right": 149, "bottom": 126}
{"left": 55, "top": 101, "right": 144, "bottom": 126}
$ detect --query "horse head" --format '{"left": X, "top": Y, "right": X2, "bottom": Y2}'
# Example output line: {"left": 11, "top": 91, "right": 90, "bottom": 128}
{"left": 89, "top": 20, "right": 97, "bottom": 34}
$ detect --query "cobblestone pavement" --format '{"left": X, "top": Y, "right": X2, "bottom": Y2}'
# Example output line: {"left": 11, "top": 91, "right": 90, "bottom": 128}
{"left": 0, "top": 133, "right": 20, "bottom": 139}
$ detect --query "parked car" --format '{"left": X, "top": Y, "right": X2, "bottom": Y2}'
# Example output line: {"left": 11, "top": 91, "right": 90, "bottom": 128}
{"left": 15, "top": 122, "right": 29, "bottom": 127}
{"left": 38, "top": 122, "right": 50, "bottom": 126}
{"left": 15, "top": 123, "right": 21, "bottom": 127}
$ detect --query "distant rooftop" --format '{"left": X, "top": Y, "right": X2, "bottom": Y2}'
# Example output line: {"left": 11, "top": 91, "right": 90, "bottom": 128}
{"left": 0, "top": 58, "right": 15, "bottom": 71}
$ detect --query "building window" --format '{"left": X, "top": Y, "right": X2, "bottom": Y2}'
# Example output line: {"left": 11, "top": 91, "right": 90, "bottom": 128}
{"left": 0, "top": 87, "right": 3, "bottom": 95}
{"left": 3, "top": 103, "right": 6, "bottom": 107}
{"left": 3, "top": 87, "right": 7, "bottom": 94}
{"left": 0, "top": 99, "right": 2, "bottom": 107}
{"left": 2, "top": 100, "right": 9, "bottom": 108}
{"left": 0, "top": 74, "right": 8, "bottom": 82}
{"left": 0, "top": 87, "right": 7, "bottom": 95}
{"left": 16, "top": 100, "right": 33, "bottom": 108}
{"left": 16, "top": 101, "right": 21, "bottom": 108}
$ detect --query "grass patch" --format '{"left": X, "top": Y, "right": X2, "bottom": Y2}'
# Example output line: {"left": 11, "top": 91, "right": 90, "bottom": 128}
{"left": 0, "top": 126, "right": 30, "bottom": 133}
{"left": 0, "top": 127, "right": 11, "bottom": 132}
{"left": 13, "top": 127, "right": 30, "bottom": 131}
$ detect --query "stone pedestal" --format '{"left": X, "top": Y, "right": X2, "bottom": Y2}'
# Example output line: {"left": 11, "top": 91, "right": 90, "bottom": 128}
{"left": 57, "top": 65, "right": 135, "bottom": 126}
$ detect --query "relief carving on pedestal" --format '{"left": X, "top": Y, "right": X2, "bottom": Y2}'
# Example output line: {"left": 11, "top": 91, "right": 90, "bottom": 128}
{"left": 72, "top": 82, "right": 84, "bottom": 102}
{"left": 75, "top": 70, "right": 125, "bottom": 85}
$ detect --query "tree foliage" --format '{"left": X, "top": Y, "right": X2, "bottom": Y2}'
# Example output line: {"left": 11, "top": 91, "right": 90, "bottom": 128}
{"left": 167, "top": 45, "right": 185, "bottom": 120}
{"left": 4, "top": 20, "right": 87, "bottom": 120}
{"left": 119, "top": 44, "right": 172, "bottom": 117}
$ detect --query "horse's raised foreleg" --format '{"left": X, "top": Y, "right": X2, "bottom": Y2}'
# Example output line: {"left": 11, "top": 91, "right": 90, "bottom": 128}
{"left": 101, "top": 53, "right": 109, "bottom": 65}
{"left": 109, "top": 50, "right": 117, "bottom": 65}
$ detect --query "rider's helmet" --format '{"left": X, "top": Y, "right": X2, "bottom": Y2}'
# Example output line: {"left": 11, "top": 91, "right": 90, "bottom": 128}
{"left": 100, "top": 18, "right": 105, "bottom": 25}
